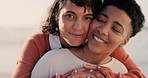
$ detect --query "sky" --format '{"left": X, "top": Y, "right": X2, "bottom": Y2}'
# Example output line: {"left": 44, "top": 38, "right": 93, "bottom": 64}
{"left": 0, "top": 0, "right": 53, "bottom": 27}
{"left": 0, "top": 0, "right": 148, "bottom": 27}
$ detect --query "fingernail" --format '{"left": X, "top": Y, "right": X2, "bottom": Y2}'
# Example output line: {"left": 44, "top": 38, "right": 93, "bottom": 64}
{"left": 89, "top": 69, "right": 93, "bottom": 73}
{"left": 97, "top": 65, "right": 100, "bottom": 68}
{"left": 74, "top": 70, "right": 78, "bottom": 73}
{"left": 58, "top": 74, "right": 60, "bottom": 78}
{"left": 118, "top": 72, "right": 122, "bottom": 78}
{"left": 96, "top": 65, "right": 100, "bottom": 71}
{"left": 55, "top": 73, "right": 58, "bottom": 78}
{"left": 67, "top": 76, "right": 71, "bottom": 78}
{"left": 86, "top": 76, "right": 91, "bottom": 78}
{"left": 73, "top": 69, "right": 78, "bottom": 75}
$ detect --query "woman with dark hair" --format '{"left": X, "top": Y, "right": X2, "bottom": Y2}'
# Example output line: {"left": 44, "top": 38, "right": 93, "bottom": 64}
{"left": 12, "top": 0, "right": 145, "bottom": 78}
{"left": 11, "top": 0, "right": 102, "bottom": 77}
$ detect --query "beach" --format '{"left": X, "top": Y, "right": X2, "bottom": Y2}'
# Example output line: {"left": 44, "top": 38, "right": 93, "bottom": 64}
{"left": 0, "top": 26, "right": 148, "bottom": 78}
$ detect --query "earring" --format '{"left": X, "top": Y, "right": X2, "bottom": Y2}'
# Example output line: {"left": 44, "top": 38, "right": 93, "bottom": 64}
{"left": 119, "top": 44, "right": 124, "bottom": 47}
{"left": 55, "top": 26, "right": 59, "bottom": 31}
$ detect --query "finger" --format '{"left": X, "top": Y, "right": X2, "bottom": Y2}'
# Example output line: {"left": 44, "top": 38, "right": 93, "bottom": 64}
{"left": 57, "top": 74, "right": 60, "bottom": 78}
{"left": 89, "top": 69, "right": 94, "bottom": 73}
{"left": 97, "top": 67, "right": 112, "bottom": 78}
{"left": 55, "top": 73, "right": 58, "bottom": 78}
{"left": 71, "top": 71, "right": 88, "bottom": 78}
{"left": 64, "top": 69, "right": 74, "bottom": 77}
{"left": 83, "top": 64, "right": 97, "bottom": 70}
{"left": 118, "top": 73, "right": 122, "bottom": 78}
{"left": 70, "top": 70, "right": 78, "bottom": 78}
{"left": 67, "top": 76, "right": 71, "bottom": 78}
{"left": 94, "top": 71, "right": 105, "bottom": 78}
{"left": 86, "top": 75, "right": 91, "bottom": 78}
{"left": 83, "top": 69, "right": 95, "bottom": 74}
{"left": 99, "top": 66, "right": 111, "bottom": 70}
{"left": 76, "top": 67, "right": 89, "bottom": 72}
{"left": 71, "top": 70, "right": 78, "bottom": 75}
{"left": 87, "top": 74, "right": 98, "bottom": 78}
{"left": 64, "top": 67, "right": 88, "bottom": 77}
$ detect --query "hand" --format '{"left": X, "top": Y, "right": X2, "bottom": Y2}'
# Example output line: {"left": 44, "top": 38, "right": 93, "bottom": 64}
{"left": 64, "top": 66, "right": 95, "bottom": 78}
{"left": 69, "top": 69, "right": 96, "bottom": 78}
{"left": 65, "top": 64, "right": 119, "bottom": 78}
{"left": 83, "top": 64, "right": 115, "bottom": 78}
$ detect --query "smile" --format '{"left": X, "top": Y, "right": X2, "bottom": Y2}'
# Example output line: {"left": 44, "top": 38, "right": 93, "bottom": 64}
{"left": 69, "top": 32, "right": 85, "bottom": 37}
{"left": 94, "top": 35, "right": 107, "bottom": 44}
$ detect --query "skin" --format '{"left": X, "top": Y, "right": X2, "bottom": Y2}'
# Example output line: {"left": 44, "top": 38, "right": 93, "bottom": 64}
{"left": 58, "top": 0, "right": 94, "bottom": 47}
{"left": 87, "top": 5, "right": 131, "bottom": 56}
{"left": 69, "top": 5, "right": 133, "bottom": 78}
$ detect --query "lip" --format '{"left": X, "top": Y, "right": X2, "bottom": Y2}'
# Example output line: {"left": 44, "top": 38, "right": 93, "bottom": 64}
{"left": 68, "top": 32, "right": 85, "bottom": 38}
{"left": 94, "top": 36, "right": 105, "bottom": 43}
{"left": 93, "top": 33, "right": 108, "bottom": 43}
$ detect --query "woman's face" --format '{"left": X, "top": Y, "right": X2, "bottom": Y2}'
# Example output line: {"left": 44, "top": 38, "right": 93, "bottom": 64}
{"left": 88, "top": 6, "right": 132, "bottom": 54}
{"left": 58, "top": 0, "right": 93, "bottom": 47}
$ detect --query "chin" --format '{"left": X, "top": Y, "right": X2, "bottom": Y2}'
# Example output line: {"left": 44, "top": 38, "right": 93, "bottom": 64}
{"left": 68, "top": 41, "right": 82, "bottom": 47}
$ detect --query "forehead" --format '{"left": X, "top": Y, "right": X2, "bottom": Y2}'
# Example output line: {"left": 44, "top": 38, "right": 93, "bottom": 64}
{"left": 101, "top": 6, "right": 132, "bottom": 35}
{"left": 61, "top": 0, "right": 93, "bottom": 14}
{"left": 101, "top": 6, "right": 131, "bottom": 25}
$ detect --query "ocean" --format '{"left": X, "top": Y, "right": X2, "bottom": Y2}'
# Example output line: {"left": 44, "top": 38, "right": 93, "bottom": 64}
{"left": 0, "top": 26, "right": 148, "bottom": 78}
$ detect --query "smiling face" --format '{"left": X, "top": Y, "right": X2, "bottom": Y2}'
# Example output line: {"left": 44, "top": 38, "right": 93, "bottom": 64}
{"left": 58, "top": 0, "right": 93, "bottom": 47}
{"left": 87, "top": 6, "right": 132, "bottom": 54}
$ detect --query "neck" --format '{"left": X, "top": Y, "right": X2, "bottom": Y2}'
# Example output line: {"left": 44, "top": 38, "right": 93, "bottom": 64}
{"left": 81, "top": 45, "right": 112, "bottom": 65}
{"left": 59, "top": 36, "right": 70, "bottom": 48}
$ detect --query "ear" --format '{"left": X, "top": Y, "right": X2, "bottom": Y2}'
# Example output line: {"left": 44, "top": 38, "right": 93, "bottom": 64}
{"left": 123, "top": 38, "right": 130, "bottom": 45}
{"left": 119, "top": 38, "right": 130, "bottom": 47}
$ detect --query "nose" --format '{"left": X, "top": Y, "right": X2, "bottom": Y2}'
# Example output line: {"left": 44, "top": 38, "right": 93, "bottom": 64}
{"left": 97, "top": 24, "right": 109, "bottom": 36}
{"left": 73, "top": 19, "right": 84, "bottom": 30}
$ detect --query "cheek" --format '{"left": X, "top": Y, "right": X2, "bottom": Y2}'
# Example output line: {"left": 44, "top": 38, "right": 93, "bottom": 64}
{"left": 110, "top": 36, "right": 123, "bottom": 47}
{"left": 58, "top": 17, "right": 69, "bottom": 30}
{"left": 58, "top": 16, "right": 64, "bottom": 27}
{"left": 84, "top": 25, "right": 90, "bottom": 33}
{"left": 58, "top": 21, "right": 64, "bottom": 31}
{"left": 89, "top": 21, "right": 98, "bottom": 30}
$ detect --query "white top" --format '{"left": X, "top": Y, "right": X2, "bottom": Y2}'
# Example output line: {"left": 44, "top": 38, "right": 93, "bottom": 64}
{"left": 49, "top": 34, "right": 62, "bottom": 49}
{"left": 31, "top": 49, "right": 128, "bottom": 78}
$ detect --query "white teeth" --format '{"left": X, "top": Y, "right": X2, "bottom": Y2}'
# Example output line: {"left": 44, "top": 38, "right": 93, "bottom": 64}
{"left": 94, "top": 36, "right": 105, "bottom": 43}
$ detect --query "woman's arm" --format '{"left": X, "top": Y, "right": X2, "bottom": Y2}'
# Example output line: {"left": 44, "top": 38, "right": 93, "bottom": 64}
{"left": 11, "top": 32, "right": 50, "bottom": 78}
{"left": 110, "top": 47, "right": 146, "bottom": 78}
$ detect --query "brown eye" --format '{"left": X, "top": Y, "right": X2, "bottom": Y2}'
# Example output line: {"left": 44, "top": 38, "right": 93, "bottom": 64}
{"left": 83, "top": 16, "right": 93, "bottom": 22}
{"left": 65, "top": 13, "right": 76, "bottom": 21}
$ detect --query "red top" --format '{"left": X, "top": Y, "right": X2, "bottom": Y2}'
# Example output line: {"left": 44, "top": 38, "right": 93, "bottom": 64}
{"left": 11, "top": 31, "right": 145, "bottom": 78}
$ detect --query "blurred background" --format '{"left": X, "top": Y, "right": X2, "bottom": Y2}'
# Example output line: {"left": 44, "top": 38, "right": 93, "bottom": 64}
{"left": 0, "top": 0, "right": 147, "bottom": 78}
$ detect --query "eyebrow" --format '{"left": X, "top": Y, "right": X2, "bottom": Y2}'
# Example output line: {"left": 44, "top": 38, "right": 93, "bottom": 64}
{"left": 99, "top": 13, "right": 124, "bottom": 28}
{"left": 66, "top": 11, "right": 94, "bottom": 16}
{"left": 65, "top": 11, "right": 75, "bottom": 14}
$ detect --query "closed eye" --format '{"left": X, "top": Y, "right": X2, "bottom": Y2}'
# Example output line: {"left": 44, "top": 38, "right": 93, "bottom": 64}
{"left": 96, "top": 14, "right": 107, "bottom": 23}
